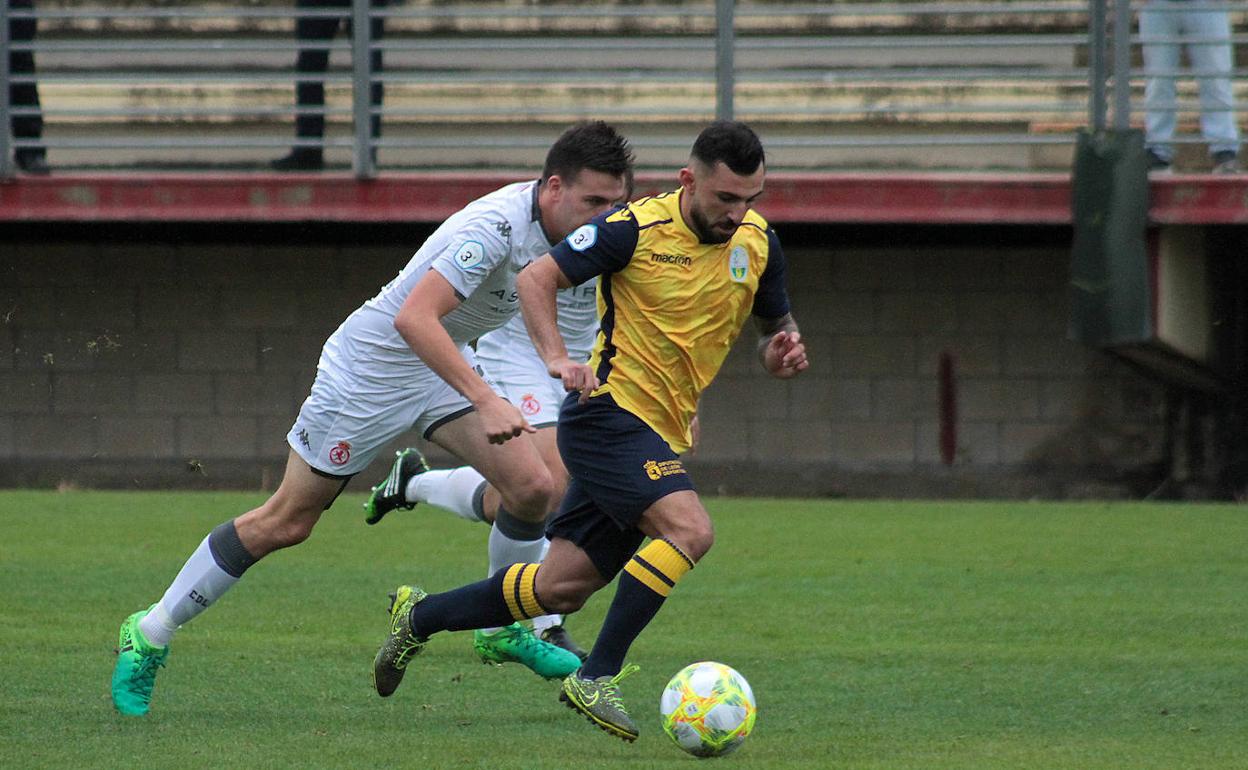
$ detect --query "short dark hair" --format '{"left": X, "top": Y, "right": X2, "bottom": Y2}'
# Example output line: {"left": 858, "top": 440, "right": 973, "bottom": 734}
{"left": 690, "top": 120, "right": 765, "bottom": 175}
{"left": 542, "top": 121, "right": 635, "bottom": 183}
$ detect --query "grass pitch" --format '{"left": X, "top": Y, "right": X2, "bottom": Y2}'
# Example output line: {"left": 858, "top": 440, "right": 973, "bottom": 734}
{"left": 1, "top": 492, "right": 1245, "bottom": 769}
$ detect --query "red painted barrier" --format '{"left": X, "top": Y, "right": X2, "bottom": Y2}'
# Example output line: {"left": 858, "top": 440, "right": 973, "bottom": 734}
{"left": 3, "top": 171, "right": 1246, "bottom": 225}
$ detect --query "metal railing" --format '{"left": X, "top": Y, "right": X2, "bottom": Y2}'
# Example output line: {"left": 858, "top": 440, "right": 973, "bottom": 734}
{"left": 0, "top": 1, "right": 1243, "bottom": 178}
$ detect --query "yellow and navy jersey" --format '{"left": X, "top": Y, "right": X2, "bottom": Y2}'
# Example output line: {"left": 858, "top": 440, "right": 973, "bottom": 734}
{"left": 549, "top": 187, "right": 791, "bottom": 453}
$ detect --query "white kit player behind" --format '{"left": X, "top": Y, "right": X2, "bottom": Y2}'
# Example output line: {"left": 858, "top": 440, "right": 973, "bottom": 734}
{"left": 110, "top": 122, "right": 634, "bottom": 716}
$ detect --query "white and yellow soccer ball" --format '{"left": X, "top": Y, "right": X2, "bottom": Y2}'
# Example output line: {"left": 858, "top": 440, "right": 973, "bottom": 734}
{"left": 659, "top": 661, "right": 756, "bottom": 757}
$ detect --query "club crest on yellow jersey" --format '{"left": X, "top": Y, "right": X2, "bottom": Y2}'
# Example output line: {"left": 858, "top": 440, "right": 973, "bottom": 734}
{"left": 729, "top": 245, "right": 749, "bottom": 282}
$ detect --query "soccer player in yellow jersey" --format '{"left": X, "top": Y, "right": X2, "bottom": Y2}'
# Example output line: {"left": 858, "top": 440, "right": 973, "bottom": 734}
{"left": 372, "top": 121, "right": 808, "bottom": 741}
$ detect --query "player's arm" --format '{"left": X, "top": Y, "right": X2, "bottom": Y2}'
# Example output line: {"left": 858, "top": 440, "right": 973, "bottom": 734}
{"left": 755, "top": 313, "right": 808, "bottom": 379}
{"left": 521, "top": 207, "right": 638, "bottom": 401}
{"left": 517, "top": 254, "right": 599, "bottom": 401}
{"left": 752, "top": 228, "right": 807, "bottom": 379}
{"left": 395, "top": 269, "right": 534, "bottom": 443}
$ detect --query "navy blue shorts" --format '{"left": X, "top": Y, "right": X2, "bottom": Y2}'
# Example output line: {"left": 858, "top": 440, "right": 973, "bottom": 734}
{"left": 546, "top": 393, "right": 695, "bottom": 580}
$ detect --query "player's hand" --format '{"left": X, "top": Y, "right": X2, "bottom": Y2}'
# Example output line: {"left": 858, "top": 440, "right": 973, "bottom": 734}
{"left": 548, "top": 357, "right": 599, "bottom": 404}
{"left": 763, "top": 331, "right": 809, "bottom": 379}
{"left": 475, "top": 395, "right": 536, "bottom": 444}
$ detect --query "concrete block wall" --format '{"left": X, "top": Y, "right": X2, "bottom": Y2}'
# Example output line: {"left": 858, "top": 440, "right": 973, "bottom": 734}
{"left": 0, "top": 225, "right": 1169, "bottom": 497}
{"left": 694, "top": 236, "right": 1168, "bottom": 497}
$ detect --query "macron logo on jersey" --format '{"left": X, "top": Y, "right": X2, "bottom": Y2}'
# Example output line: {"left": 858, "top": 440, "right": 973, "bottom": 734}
{"left": 452, "top": 240, "right": 485, "bottom": 270}
{"left": 567, "top": 224, "right": 598, "bottom": 252}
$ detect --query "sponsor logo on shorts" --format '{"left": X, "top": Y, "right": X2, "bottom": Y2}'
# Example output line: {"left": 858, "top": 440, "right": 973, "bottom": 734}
{"left": 567, "top": 224, "right": 597, "bottom": 252}
{"left": 329, "top": 440, "right": 352, "bottom": 466}
{"left": 297, "top": 428, "right": 311, "bottom": 450}
{"left": 520, "top": 393, "right": 541, "bottom": 416}
{"left": 650, "top": 252, "right": 691, "bottom": 267}
{"left": 643, "top": 459, "right": 686, "bottom": 480}
{"left": 452, "top": 240, "right": 485, "bottom": 270}
{"left": 729, "top": 246, "right": 749, "bottom": 282}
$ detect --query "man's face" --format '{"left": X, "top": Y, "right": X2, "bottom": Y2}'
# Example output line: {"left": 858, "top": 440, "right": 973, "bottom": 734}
{"left": 680, "top": 160, "right": 766, "bottom": 244}
{"left": 544, "top": 169, "right": 629, "bottom": 242}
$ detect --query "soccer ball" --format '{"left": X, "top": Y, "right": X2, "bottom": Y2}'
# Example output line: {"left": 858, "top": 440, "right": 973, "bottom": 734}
{"left": 659, "top": 661, "right": 756, "bottom": 757}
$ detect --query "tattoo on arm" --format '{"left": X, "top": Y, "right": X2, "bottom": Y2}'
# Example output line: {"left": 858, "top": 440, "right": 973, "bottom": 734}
{"left": 755, "top": 313, "right": 799, "bottom": 360}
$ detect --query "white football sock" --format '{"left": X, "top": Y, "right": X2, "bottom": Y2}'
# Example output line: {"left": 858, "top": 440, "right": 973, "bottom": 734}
{"left": 529, "top": 538, "right": 563, "bottom": 632}
{"left": 408, "top": 467, "right": 487, "bottom": 523}
{"left": 137, "top": 534, "right": 239, "bottom": 647}
{"left": 530, "top": 612, "right": 565, "bottom": 633}
{"left": 487, "top": 526, "right": 548, "bottom": 577}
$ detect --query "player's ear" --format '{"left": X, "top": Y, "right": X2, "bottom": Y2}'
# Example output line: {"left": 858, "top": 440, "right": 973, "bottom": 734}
{"left": 545, "top": 174, "right": 564, "bottom": 197}
{"left": 677, "top": 166, "right": 695, "bottom": 191}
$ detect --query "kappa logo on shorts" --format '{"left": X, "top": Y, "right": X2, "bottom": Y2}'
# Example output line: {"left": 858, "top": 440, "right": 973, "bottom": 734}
{"left": 567, "top": 224, "right": 598, "bottom": 252}
{"left": 643, "top": 459, "right": 686, "bottom": 481}
{"left": 452, "top": 240, "right": 485, "bottom": 270}
{"left": 328, "top": 440, "right": 352, "bottom": 466}
{"left": 520, "top": 394, "right": 541, "bottom": 416}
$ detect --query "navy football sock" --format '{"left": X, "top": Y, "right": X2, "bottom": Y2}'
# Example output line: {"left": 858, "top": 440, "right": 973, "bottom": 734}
{"left": 582, "top": 539, "right": 693, "bottom": 678}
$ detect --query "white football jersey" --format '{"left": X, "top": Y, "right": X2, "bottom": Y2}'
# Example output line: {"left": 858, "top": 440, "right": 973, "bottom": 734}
{"left": 322, "top": 180, "right": 553, "bottom": 382}
{"left": 477, "top": 277, "right": 599, "bottom": 365}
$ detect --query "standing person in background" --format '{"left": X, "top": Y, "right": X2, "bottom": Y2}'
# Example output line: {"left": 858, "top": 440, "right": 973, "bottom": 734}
{"left": 1141, "top": 0, "right": 1241, "bottom": 173}
{"left": 271, "top": 0, "right": 387, "bottom": 171}
{"left": 8, "top": 0, "right": 48, "bottom": 174}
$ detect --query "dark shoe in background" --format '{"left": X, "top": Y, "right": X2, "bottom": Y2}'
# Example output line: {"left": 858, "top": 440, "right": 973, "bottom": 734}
{"left": 270, "top": 148, "right": 324, "bottom": 171}
{"left": 1145, "top": 149, "right": 1172, "bottom": 174}
{"left": 15, "top": 150, "right": 50, "bottom": 175}
{"left": 1211, "top": 150, "right": 1239, "bottom": 174}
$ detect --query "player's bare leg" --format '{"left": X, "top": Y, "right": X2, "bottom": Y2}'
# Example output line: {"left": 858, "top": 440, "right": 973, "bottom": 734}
{"left": 112, "top": 450, "right": 345, "bottom": 716}
{"left": 484, "top": 426, "right": 586, "bottom": 655}
{"left": 374, "top": 412, "right": 579, "bottom": 687}
{"left": 371, "top": 424, "right": 588, "bottom": 658}
{"left": 429, "top": 415, "right": 581, "bottom": 676}
{"left": 371, "top": 414, "right": 581, "bottom": 698}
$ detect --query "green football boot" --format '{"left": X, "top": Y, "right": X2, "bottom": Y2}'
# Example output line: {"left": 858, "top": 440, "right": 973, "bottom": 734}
{"left": 372, "top": 585, "right": 428, "bottom": 697}
{"left": 473, "top": 623, "right": 582, "bottom": 679}
{"left": 364, "top": 448, "right": 429, "bottom": 525}
{"left": 111, "top": 607, "right": 169, "bottom": 717}
{"left": 538, "top": 623, "right": 589, "bottom": 662}
{"left": 559, "top": 664, "right": 642, "bottom": 742}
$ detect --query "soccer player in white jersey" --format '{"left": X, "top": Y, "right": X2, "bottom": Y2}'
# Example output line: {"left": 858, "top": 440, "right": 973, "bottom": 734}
{"left": 109, "top": 122, "right": 635, "bottom": 716}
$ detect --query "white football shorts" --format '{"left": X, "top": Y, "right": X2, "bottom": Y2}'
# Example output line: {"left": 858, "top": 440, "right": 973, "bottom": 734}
{"left": 287, "top": 344, "right": 494, "bottom": 477}
{"left": 475, "top": 337, "right": 569, "bottom": 429}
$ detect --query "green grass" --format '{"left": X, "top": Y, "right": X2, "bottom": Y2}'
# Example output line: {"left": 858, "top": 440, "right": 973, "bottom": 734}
{"left": 1, "top": 493, "right": 1246, "bottom": 769}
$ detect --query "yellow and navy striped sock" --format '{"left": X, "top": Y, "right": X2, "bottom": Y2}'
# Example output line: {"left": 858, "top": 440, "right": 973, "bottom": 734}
{"left": 623, "top": 538, "right": 694, "bottom": 598}
{"left": 499, "top": 562, "right": 548, "bottom": 622}
{"left": 409, "top": 562, "right": 549, "bottom": 635}
{"left": 582, "top": 539, "right": 694, "bottom": 678}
